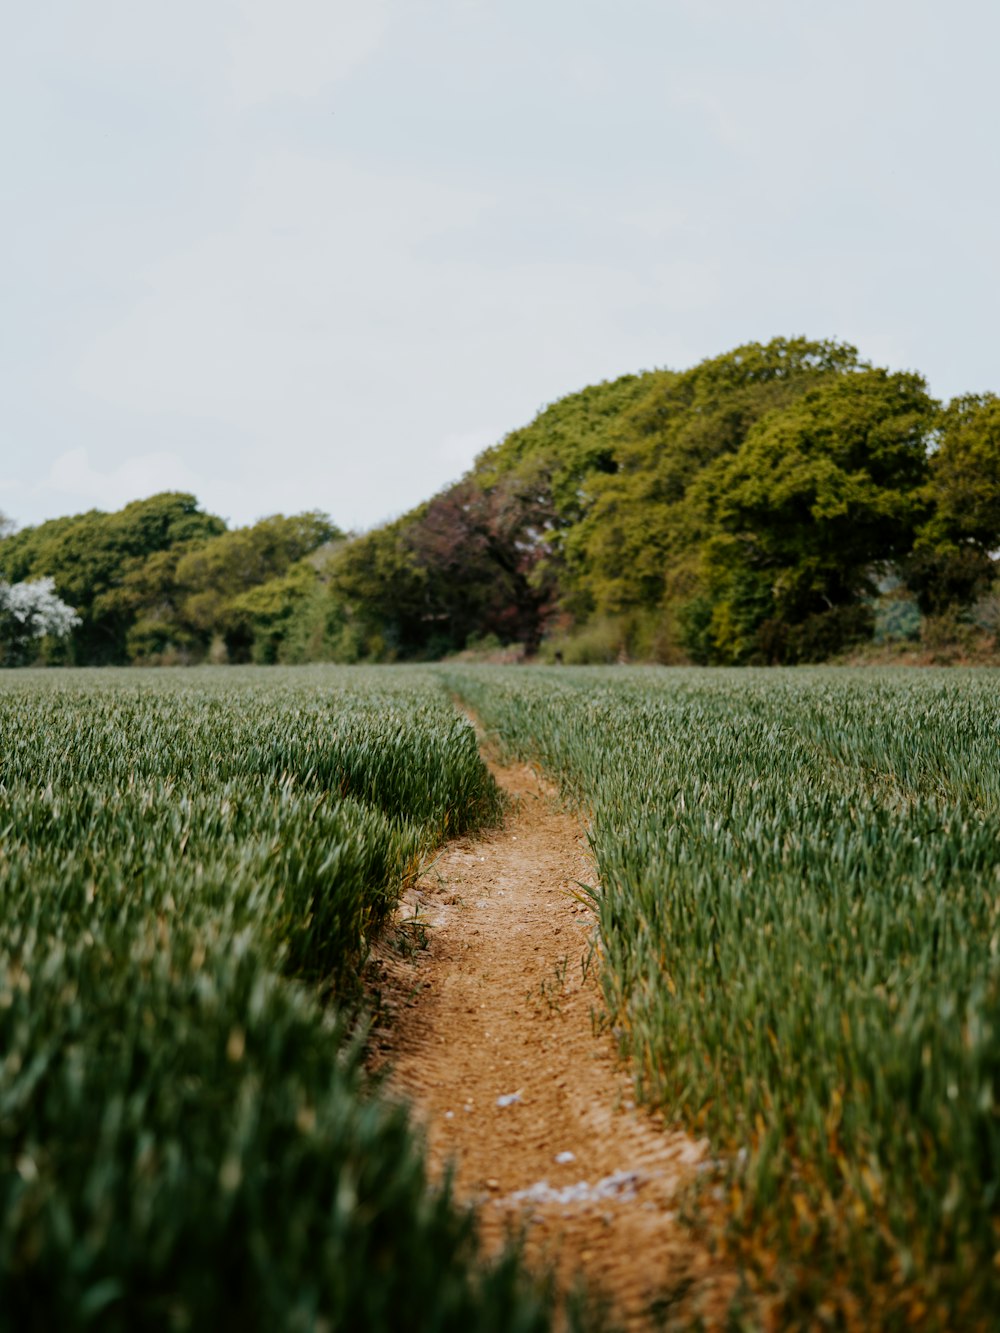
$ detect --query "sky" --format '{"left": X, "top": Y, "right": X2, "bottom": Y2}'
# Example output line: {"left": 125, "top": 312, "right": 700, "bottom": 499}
{"left": 2, "top": 0, "right": 998, "bottom": 534}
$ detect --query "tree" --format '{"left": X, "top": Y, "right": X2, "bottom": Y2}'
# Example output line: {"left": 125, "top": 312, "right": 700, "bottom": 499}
{"left": 224, "top": 562, "right": 319, "bottom": 664}
{"left": 905, "top": 394, "right": 1000, "bottom": 613}
{"left": 473, "top": 373, "right": 663, "bottom": 620}
{"left": 328, "top": 517, "right": 430, "bottom": 659}
{"left": 316, "top": 337, "right": 944, "bottom": 664}
{"left": 562, "top": 338, "right": 864, "bottom": 621}
{"left": 173, "top": 512, "right": 339, "bottom": 661}
{"left": 0, "top": 577, "right": 81, "bottom": 665}
{"left": 404, "top": 474, "right": 556, "bottom": 654}
{"left": 686, "top": 368, "right": 937, "bottom": 661}
{"left": 0, "top": 501, "right": 340, "bottom": 665}
{"left": 329, "top": 475, "right": 556, "bottom": 659}
{"left": 0, "top": 493, "right": 226, "bottom": 663}
{"left": 103, "top": 543, "right": 214, "bottom": 663}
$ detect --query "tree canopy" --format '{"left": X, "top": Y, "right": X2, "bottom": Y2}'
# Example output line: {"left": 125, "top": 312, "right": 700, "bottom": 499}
{"left": 685, "top": 367, "right": 936, "bottom": 660}
{"left": 0, "top": 496, "right": 339, "bottom": 666}
{"left": 314, "top": 335, "right": 965, "bottom": 663}
{"left": 904, "top": 394, "right": 1000, "bottom": 614}
{"left": 314, "top": 336, "right": 993, "bottom": 664}
{"left": 4, "top": 337, "right": 1000, "bottom": 667}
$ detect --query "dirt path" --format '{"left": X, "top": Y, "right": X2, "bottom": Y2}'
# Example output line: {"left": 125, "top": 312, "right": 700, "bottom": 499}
{"left": 372, "top": 759, "right": 737, "bottom": 1329}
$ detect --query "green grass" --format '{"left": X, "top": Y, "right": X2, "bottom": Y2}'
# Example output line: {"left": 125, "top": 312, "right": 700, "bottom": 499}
{"left": 442, "top": 665, "right": 1000, "bottom": 1329}
{"left": 0, "top": 665, "right": 566, "bottom": 1333}
{"left": 12, "top": 660, "right": 997, "bottom": 1328}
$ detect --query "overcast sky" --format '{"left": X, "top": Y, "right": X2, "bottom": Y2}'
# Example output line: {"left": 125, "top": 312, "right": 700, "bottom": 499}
{"left": 3, "top": 0, "right": 998, "bottom": 534}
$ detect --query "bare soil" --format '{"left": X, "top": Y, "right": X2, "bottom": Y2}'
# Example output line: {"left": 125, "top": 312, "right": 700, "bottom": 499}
{"left": 371, "top": 758, "right": 738, "bottom": 1329}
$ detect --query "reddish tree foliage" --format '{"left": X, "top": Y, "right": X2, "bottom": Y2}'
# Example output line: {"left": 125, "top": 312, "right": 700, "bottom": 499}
{"left": 403, "top": 473, "right": 557, "bottom": 654}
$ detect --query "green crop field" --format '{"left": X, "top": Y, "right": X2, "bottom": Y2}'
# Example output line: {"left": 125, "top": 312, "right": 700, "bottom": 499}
{"left": 0, "top": 666, "right": 568, "bottom": 1333}
{"left": 4, "top": 664, "right": 1000, "bottom": 1330}
{"left": 443, "top": 665, "right": 1000, "bottom": 1328}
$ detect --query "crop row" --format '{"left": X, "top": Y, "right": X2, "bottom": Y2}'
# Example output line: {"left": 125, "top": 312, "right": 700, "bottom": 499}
{"left": 0, "top": 666, "right": 562, "bottom": 1332}
{"left": 443, "top": 665, "right": 1000, "bottom": 1328}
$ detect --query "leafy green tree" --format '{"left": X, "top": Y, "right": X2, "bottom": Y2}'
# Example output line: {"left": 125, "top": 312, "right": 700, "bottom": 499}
{"left": 477, "top": 373, "right": 655, "bottom": 524}
{"left": 105, "top": 544, "right": 213, "bottom": 663}
{"left": 688, "top": 368, "right": 936, "bottom": 661}
{"left": 224, "top": 562, "right": 319, "bottom": 664}
{"left": 8, "top": 336, "right": 992, "bottom": 669}
{"left": 0, "top": 499, "right": 337, "bottom": 665}
{"left": 473, "top": 373, "right": 668, "bottom": 620}
{"left": 173, "top": 513, "right": 339, "bottom": 660}
{"left": 563, "top": 338, "right": 864, "bottom": 622}
{"left": 270, "top": 573, "right": 359, "bottom": 664}
{"left": 0, "top": 493, "right": 225, "bottom": 663}
{"left": 905, "top": 394, "right": 1000, "bottom": 613}
{"left": 328, "top": 518, "right": 430, "bottom": 659}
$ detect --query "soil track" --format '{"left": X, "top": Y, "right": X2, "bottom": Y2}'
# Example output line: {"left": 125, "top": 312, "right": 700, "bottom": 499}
{"left": 373, "top": 758, "right": 737, "bottom": 1329}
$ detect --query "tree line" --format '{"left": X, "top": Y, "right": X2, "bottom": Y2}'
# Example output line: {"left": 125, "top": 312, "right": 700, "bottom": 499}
{"left": 324, "top": 337, "right": 1000, "bottom": 664}
{"left": 3, "top": 336, "right": 1000, "bottom": 667}
{"left": 0, "top": 494, "right": 339, "bottom": 666}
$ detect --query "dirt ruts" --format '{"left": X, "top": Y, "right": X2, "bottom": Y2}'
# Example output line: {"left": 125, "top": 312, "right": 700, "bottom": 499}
{"left": 372, "top": 758, "right": 736, "bottom": 1329}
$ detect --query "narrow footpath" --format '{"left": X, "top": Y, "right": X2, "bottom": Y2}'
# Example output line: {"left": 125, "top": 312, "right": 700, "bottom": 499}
{"left": 372, "top": 758, "right": 737, "bottom": 1329}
